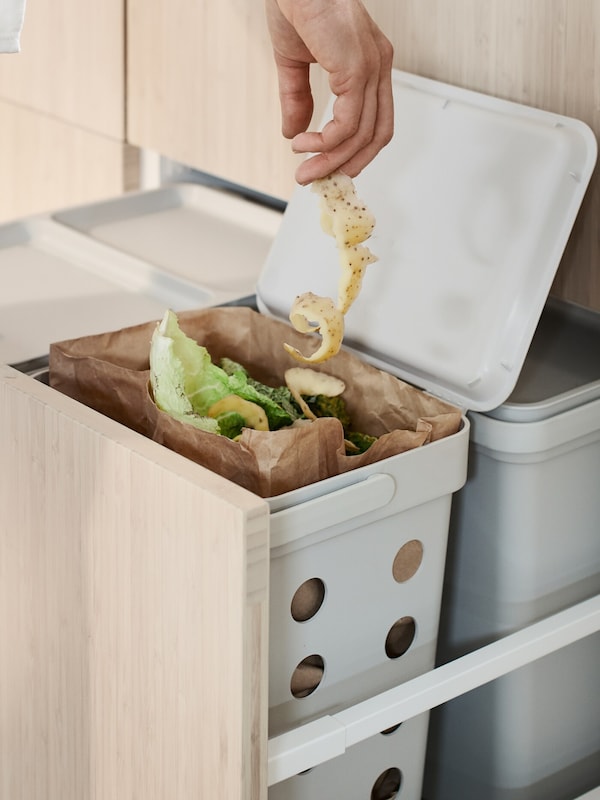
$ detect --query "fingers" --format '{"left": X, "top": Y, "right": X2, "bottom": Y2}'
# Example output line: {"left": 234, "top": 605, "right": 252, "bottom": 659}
{"left": 265, "top": 0, "right": 316, "bottom": 138}
{"left": 274, "top": 59, "right": 315, "bottom": 139}
{"left": 294, "top": 30, "right": 394, "bottom": 184}
{"left": 266, "top": 0, "right": 395, "bottom": 184}
{"left": 292, "top": 74, "right": 376, "bottom": 156}
{"left": 330, "top": 43, "right": 395, "bottom": 178}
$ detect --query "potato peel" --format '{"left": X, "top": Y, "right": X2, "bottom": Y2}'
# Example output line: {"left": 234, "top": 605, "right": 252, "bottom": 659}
{"left": 313, "top": 172, "right": 376, "bottom": 247}
{"left": 207, "top": 394, "right": 269, "bottom": 431}
{"left": 284, "top": 367, "right": 345, "bottom": 419}
{"left": 286, "top": 171, "right": 377, "bottom": 365}
{"left": 284, "top": 292, "right": 345, "bottom": 364}
{"left": 337, "top": 244, "right": 378, "bottom": 314}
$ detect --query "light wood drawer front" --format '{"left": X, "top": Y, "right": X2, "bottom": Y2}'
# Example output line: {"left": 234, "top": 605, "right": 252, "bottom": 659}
{"left": 0, "top": 366, "right": 270, "bottom": 800}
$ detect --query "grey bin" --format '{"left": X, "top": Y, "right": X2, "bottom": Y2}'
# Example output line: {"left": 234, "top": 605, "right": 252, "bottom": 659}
{"left": 425, "top": 297, "right": 600, "bottom": 800}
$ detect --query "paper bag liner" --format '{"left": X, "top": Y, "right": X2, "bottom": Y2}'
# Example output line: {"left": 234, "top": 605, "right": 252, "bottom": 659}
{"left": 48, "top": 306, "right": 462, "bottom": 498}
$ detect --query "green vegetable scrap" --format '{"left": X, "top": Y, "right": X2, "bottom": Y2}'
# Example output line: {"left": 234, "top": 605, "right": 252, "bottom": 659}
{"left": 306, "top": 394, "right": 376, "bottom": 455}
{"left": 149, "top": 309, "right": 378, "bottom": 453}
{"left": 149, "top": 309, "right": 226, "bottom": 434}
{"left": 345, "top": 431, "right": 378, "bottom": 454}
{"left": 221, "top": 358, "right": 303, "bottom": 429}
{"left": 212, "top": 411, "right": 246, "bottom": 440}
{"left": 150, "top": 310, "right": 302, "bottom": 438}
{"left": 306, "top": 394, "right": 352, "bottom": 429}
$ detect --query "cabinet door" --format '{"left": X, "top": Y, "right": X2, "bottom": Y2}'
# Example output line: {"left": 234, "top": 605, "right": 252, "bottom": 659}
{"left": 0, "top": 99, "right": 137, "bottom": 222}
{"left": 127, "top": 0, "right": 312, "bottom": 200}
{"left": 0, "top": 0, "right": 124, "bottom": 138}
{"left": 0, "top": 0, "right": 129, "bottom": 221}
{"left": 0, "top": 366, "right": 270, "bottom": 800}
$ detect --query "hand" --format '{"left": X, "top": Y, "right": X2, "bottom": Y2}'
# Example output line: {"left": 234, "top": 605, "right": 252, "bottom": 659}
{"left": 265, "top": 0, "right": 394, "bottom": 185}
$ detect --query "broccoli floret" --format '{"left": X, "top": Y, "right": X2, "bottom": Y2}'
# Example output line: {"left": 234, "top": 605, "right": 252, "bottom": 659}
{"left": 214, "top": 410, "right": 246, "bottom": 439}
{"left": 306, "top": 394, "right": 352, "bottom": 429}
{"left": 345, "top": 430, "right": 378, "bottom": 454}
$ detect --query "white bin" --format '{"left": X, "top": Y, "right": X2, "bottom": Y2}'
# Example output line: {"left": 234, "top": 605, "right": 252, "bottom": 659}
{"left": 425, "top": 298, "right": 600, "bottom": 800}
{"left": 267, "top": 434, "right": 467, "bottom": 737}
{"left": 269, "top": 713, "right": 430, "bottom": 800}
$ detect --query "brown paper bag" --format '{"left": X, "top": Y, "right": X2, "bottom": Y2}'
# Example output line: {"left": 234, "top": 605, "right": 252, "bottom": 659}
{"left": 49, "top": 306, "right": 462, "bottom": 498}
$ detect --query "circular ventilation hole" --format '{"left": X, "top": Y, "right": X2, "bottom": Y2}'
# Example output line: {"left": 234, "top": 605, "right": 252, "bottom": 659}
{"left": 291, "top": 578, "right": 326, "bottom": 622}
{"left": 392, "top": 539, "right": 424, "bottom": 583}
{"left": 385, "top": 616, "right": 416, "bottom": 659}
{"left": 380, "top": 723, "right": 402, "bottom": 736}
{"left": 371, "top": 766, "right": 402, "bottom": 799}
{"left": 290, "top": 654, "right": 325, "bottom": 698}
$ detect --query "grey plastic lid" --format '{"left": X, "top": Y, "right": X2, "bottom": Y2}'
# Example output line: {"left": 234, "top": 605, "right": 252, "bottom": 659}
{"left": 256, "top": 70, "right": 597, "bottom": 412}
{"left": 486, "top": 298, "right": 600, "bottom": 422}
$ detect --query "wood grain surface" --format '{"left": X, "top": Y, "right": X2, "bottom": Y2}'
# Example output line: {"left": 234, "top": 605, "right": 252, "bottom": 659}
{"left": 0, "top": 366, "right": 270, "bottom": 800}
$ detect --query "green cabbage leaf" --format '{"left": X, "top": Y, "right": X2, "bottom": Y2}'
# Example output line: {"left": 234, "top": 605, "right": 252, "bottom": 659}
{"left": 149, "top": 309, "right": 301, "bottom": 436}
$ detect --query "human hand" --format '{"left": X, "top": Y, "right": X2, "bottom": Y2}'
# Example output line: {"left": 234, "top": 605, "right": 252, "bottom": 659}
{"left": 265, "top": 0, "right": 394, "bottom": 185}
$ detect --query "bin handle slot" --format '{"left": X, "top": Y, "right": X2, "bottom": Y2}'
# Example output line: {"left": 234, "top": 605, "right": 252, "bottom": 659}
{"left": 269, "top": 473, "right": 396, "bottom": 548}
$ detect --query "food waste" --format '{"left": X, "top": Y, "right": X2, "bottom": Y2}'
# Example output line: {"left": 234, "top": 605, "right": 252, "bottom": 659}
{"left": 284, "top": 170, "right": 377, "bottom": 364}
{"left": 149, "top": 309, "right": 377, "bottom": 454}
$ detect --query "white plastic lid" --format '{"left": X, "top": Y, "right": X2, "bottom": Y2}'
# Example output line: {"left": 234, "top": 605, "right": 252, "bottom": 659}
{"left": 256, "top": 70, "right": 597, "bottom": 411}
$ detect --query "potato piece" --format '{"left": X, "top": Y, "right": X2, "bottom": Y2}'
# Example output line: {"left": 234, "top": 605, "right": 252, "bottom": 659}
{"left": 337, "top": 244, "right": 378, "bottom": 314}
{"left": 284, "top": 292, "right": 345, "bottom": 364}
{"left": 284, "top": 367, "right": 345, "bottom": 419}
{"left": 285, "top": 171, "right": 377, "bottom": 365}
{"left": 313, "top": 171, "right": 376, "bottom": 246}
{"left": 313, "top": 170, "right": 378, "bottom": 317}
{"left": 207, "top": 394, "right": 269, "bottom": 431}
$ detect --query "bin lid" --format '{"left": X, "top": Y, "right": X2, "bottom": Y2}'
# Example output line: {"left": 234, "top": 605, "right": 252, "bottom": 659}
{"left": 256, "top": 70, "right": 597, "bottom": 411}
{"left": 485, "top": 297, "right": 600, "bottom": 422}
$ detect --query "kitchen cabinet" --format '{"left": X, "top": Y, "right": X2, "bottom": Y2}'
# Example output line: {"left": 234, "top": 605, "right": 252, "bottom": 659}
{"left": 0, "top": 99, "right": 138, "bottom": 222}
{"left": 0, "top": 0, "right": 134, "bottom": 222}
{"left": 126, "top": 0, "right": 310, "bottom": 201}
{"left": 0, "top": 0, "right": 123, "bottom": 136}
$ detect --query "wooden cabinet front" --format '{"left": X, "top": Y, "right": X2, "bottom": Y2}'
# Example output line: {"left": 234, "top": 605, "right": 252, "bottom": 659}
{"left": 0, "top": 365, "right": 270, "bottom": 800}
{"left": 0, "top": 0, "right": 130, "bottom": 223}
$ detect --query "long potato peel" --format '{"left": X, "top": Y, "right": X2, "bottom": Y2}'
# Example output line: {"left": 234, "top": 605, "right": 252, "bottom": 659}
{"left": 283, "top": 292, "right": 345, "bottom": 364}
{"left": 286, "top": 170, "right": 377, "bottom": 364}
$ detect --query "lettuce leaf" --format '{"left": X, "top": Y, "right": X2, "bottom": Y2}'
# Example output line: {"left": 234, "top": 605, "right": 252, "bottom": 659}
{"left": 149, "top": 309, "right": 228, "bottom": 432}
{"left": 149, "top": 309, "right": 300, "bottom": 435}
